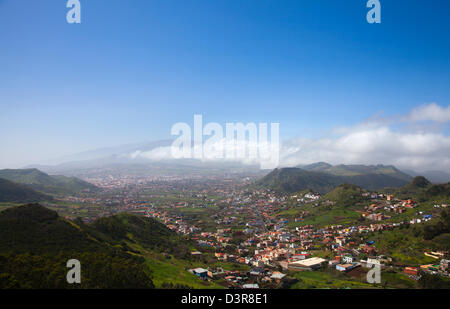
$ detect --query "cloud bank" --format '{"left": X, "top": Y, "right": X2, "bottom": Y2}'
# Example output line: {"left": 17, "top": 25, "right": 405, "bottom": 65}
{"left": 129, "top": 103, "right": 450, "bottom": 173}
{"left": 403, "top": 103, "right": 450, "bottom": 123}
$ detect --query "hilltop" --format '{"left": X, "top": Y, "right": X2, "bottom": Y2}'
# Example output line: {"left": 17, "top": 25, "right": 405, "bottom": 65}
{"left": 402, "top": 169, "right": 450, "bottom": 184}
{"left": 257, "top": 168, "right": 342, "bottom": 194}
{"left": 323, "top": 184, "right": 366, "bottom": 205}
{"left": 257, "top": 163, "right": 412, "bottom": 194}
{"left": 0, "top": 168, "right": 98, "bottom": 195}
{"left": 383, "top": 176, "right": 450, "bottom": 202}
{"left": 301, "top": 163, "right": 412, "bottom": 181}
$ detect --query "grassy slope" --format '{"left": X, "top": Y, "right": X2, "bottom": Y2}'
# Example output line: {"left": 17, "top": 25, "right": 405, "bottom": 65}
{"left": 0, "top": 168, "right": 98, "bottom": 195}
{"left": 257, "top": 166, "right": 411, "bottom": 194}
{"left": 289, "top": 270, "right": 376, "bottom": 289}
{"left": 0, "top": 178, "right": 51, "bottom": 203}
{"left": 278, "top": 184, "right": 368, "bottom": 228}
{"left": 0, "top": 204, "right": 222, "bottom": 288}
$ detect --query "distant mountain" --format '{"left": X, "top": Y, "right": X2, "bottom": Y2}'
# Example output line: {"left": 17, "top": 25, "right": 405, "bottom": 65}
{"left": 401, "top": 169, "right": 450, "bottom": 184}
{"left": 257, "top": 168, "right": 342, "bottom": 194}
{"left": 410, "top": 176, "right": 432, "bottom": 188}
{"left": 406, "top": 176, "right": 449, "bottom": 200}
{"left": 256, "top": 164, "right": 412, "bottom": 194}
{"left": 24, "top": 139, "right": 267, "bottom": 178}
{"left": 53, "top": 140, "right": 174, "bottom": 163}
{"left": 0, "top": 168, "right": 98, "bottom": 195}
{"left": 299, "top": 162, "right": 333, "bottom": 172}
{"left": 25, "top": 140, "right": 175, "bottom": 174}
{"left": 0, "top": 204, "right": 194, "bottom": 288}
{"left": 384, "top": 176, "right": 450, "bottom": 202}
{"left": 0, "top": 178, "right": 51, "bottom": 203}
{"left": 301, "top": 162, "right": 412, "bottom": 181}
{"left": 29, "top": 160, "right": 264, "bottom": 179}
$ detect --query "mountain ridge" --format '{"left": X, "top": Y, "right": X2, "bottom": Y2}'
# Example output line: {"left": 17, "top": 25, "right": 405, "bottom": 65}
{"left": 0, "top": 168, "right": 98, "bottom": 195}
{"left": 0, "top": 179, "right": 52, "bottom": 203}
{"left": 257, "top": 163, "right": 413, "bottom": 194}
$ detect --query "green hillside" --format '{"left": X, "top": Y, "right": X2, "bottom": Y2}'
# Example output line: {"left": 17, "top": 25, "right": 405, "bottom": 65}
{"left": 383, "top": 176, "right": 449, "bottom": 202}
{"left": 0, "top": 204, "right": 104, "bottom": 254}
{"left": 365, "top": 207, "right": 450, "bottom": 265}
{"left": 300, "top": 162, "right": 333, "bottom": 172}
{"left": 419, "top": 182, "right": 450, "bottom": 201}
{"left": 280, "top": 177, "right": 449, "bottom": 229}
{"left": 323, "top": 184, "right": 366, "bottom": 205}
{"left": 0, "top": 179, "right": 52, "bottom": 203}
{"left": 91, "top": 213, "right": 191, "bottom": 259}
{"left": 0, "top": 168, "right": 98, "bottom": 195}
{"left": 0, "top": 204, "right": 217, "bottom": 289}
{"left": 257, "top": 166, "right": 410, "bottom": 194}
{"left": 302, "top": 163, "right": 412, "bottom": 180}
{"left": 257, "top": 168, "right": 342, "bottom": 194}
{"left": 276, "top": 184, "right": 369, "bottom": 228}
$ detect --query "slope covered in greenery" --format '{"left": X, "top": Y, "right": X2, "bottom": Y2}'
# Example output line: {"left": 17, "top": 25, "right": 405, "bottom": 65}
{"left": 323, "top": 184, "right": 366, "bottom": 205}
{"left": 302, "top": 163, "right": 412, "bottom": 180}
{"left": 364, "top": 208, "right": 450, "bottom": 266}
{"left": 257, "top": 168, "right": 342, "bottom": 194}
{"left": 276, "top": 184, "right": 369, "bottom": 228}
{"left": 0, "top": 204, "right": 206, "bottom": 289}
{"left": 257, "top": 167, "right": 410, "bottom": 194}
{"left": 0, "top": 179, "right": 51, "bottom": 203}
{"left": 418, "top": 182, "right": 450, "bottom": 202}
{"left": 91, "top": 213, "right": 191, "bottom": 259}
{"left": 0, "top": 168, "right": 98, "bottom": 195}
{"left": 383, "top": 176, "right": 449, "bottom": 203}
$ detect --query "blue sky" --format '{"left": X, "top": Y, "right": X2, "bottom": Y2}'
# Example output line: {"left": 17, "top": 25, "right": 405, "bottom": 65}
{"left": 0, "top": 0, "right": 450, "bottom": 168}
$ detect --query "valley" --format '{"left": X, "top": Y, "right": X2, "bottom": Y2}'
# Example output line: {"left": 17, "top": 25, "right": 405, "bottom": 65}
{"left": 0, "top": 163, "right": 449, "bottom": 289}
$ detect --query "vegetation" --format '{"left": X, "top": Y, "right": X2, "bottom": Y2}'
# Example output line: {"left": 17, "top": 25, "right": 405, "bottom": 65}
{"left": 302, "top": 163, "right": 412, "bottom": 181}
{"left": 422, "top": 208, "right": 450, "bottom": 241}
{"left": 364, "top": 208, "right": 450, "bottom": 265}
{"left": 0, "top": 203, "right": 209, "bottom": 289}
{"left": 0, "top": 252, "right": 154, "bottom": 289}
{"left": 0, "top": 178, "right": 51, "bottom": 203}
{"left": 0, "top": 168, "right": 98, "bottom": 195}
{"left": 257, "top": 165, "right": 410, "bottom": 194}
{"left": 418, "top": 272, "right": 450, "bottom": 289}
{"left": 324, "top": 184, "right": 366, "bottom": 205}
{"left": 289, "top": 269, "right": 375, "bottom": 289}
{"left": 91, "top": 213, "right": 192, "bottom": 259}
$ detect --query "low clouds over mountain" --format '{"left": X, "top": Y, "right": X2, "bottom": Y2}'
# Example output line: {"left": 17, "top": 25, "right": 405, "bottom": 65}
{"left": 281, "top": 103, "right": 450, "bottom": 173}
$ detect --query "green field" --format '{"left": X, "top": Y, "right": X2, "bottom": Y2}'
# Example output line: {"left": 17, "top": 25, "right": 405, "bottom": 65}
{"left": 289, "top": 269, "right": 376, "bottom": 289}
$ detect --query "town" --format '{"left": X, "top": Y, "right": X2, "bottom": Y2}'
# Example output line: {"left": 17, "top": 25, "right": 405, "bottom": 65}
{"left": 38, "top": 171, "right": 449, "bottom": 289}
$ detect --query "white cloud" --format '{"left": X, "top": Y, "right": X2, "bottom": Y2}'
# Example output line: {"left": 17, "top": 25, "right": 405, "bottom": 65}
{"left": 281, "top": 103, "right": 450, "bottom": 172}
{"left": 280, "top": 127, "right": 450, "bottom": 172}
{"left": 403, "top": 103, "right": 450, "bottom": 123}
{"left": 130, "top": 147, "right": 173, "bottom": 161}
{"left": 128, "top": 103, "right": 450, "bottom": 172}
{"left": 129, "top": 138, "right": 280, "bottom": 169}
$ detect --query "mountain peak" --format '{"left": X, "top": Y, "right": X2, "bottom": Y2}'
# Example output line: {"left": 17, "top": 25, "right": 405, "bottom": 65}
{"left": 0, "top": 203, "right": 58, "bottom": 222}
{"left": 302, "top": 162, "right": 333, "bottom": 171}
{"left": 324, "top": 183, "right": 365, "bottom": 204}
{"left": 411, "top": 176, "right": 431, "bottom": 188}
{"left": 0, "top": 168, "right": 98, "bottom": 195}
